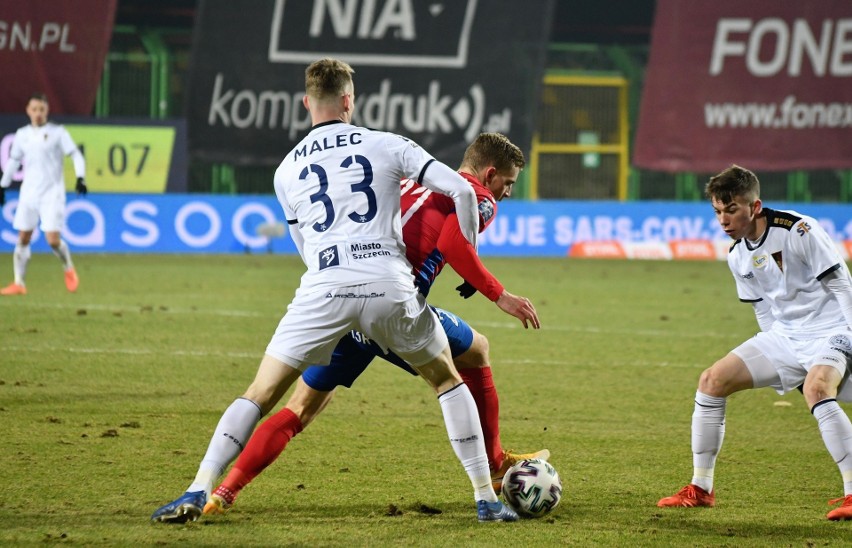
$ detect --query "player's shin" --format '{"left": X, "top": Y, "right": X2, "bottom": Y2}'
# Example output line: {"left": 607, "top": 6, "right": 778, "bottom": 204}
{"left": 691, "top": 391, "right": 726, "bottom": 493}
{"left": 187, "top": 397, "right": 262, "bottom": 496}
{"left": 812, "top": 399, "right": 852, "bottom": 495}
{"left": 438, "top": 383, "right": 496, "bottom": 502}
{"left": 217, "top": 407, "right": 304, "bottom": 504}
{"left": 459, "top": 367, "right": 502, "bottom": 472}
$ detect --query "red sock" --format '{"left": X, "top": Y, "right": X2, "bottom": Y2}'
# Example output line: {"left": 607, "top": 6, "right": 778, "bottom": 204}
{"left": 220, "top": 407, "right": 304, "bottom": 497}
{"left": 458, "top": 367, "right": 502, "bottom": 472}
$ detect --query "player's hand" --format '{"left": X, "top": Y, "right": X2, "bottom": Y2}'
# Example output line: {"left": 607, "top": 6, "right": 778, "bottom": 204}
{"left": 455, "top": 281, "right": 477, "bottom": 299}
{"left": 75, "top": 177, "right": 88, "bottom": 196}
{"left": 495, "top": 290, "right": 541, "bottom": 329}
{"left": 0, "top": 187, "right": 4, "bottom": 207}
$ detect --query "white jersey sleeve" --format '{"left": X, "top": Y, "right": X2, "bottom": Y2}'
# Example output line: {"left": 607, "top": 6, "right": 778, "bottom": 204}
{"left": 59, "top": 126, "right": 85, "bottom": 179}
{"left": 0, "top": 129, "right": 25, "bottom": 188}
{"left": 418, "top": 160, "right": 478, "bottom": 249}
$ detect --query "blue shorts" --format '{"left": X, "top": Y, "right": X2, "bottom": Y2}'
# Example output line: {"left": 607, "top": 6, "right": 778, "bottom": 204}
{"left": 301, "top": 306, "right": 474, "bottom": 391}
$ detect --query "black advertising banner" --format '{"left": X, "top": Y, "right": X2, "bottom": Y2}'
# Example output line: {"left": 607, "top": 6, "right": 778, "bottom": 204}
{"left": 187, "top": 0, "right": 554, "bottom": 167}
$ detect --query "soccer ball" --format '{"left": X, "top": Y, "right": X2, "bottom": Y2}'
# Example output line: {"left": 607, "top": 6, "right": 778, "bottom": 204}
{"left": 501, "top": 458, "right": 562, "bottom": 518}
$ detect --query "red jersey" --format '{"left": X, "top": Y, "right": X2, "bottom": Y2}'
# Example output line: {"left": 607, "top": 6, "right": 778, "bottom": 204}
{"left": 400, "top": 172, "right": 504, "bottom": 300}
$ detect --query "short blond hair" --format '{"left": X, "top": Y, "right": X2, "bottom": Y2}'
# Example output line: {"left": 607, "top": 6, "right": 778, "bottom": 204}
{"left": 461, "top": 133, "right": 526, "bottom": 174}
{"left": 305, "top": 58, "right": 354, "bottom": 102}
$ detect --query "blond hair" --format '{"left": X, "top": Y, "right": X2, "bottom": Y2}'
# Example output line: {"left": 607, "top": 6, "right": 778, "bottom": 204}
{"left": 305, "top": 58, "right": 354, "bottom": 102}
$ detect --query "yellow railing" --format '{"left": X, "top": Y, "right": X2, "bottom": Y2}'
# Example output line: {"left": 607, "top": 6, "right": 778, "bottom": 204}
{"left": 529, "top": 74, "right": 629, "bottom": 200}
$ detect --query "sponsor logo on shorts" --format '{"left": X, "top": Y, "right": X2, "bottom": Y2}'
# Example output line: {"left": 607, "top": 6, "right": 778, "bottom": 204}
{"left": 319, "top": 245, "right": 339, "bottom": 270}
{"left": 325, "top": 291, "right": 386, "bottom": 299}
{"left": 829, "top": 334, "right": 852, "bottom": 357}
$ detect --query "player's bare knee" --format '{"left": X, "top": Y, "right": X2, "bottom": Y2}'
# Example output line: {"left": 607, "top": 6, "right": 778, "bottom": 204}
{"left": 697, "top": 366, "right": 729, "bottom": 397}
{"left": 454, "top": 331, "right": 490, "bottom": 370}
{"left": 803, "top": 367, "right": 840, "bottom": 405}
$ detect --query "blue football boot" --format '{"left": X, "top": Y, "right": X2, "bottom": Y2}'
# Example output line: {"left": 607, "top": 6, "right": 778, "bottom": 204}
{"left": 477, "top": 500, "right": 519, "bottom": 522}
{"left": 150, "top": 491, "right": 207, "bottom": 523}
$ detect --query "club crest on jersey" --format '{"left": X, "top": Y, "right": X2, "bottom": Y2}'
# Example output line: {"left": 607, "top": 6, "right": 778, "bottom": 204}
{"left": 753, "top": 255, "right": 768, "bottom": 268}
{"left": 478, "top": 199, "right": 494, "bottom": 223}
{"left": 318, "top": 245, "right": 339, "bottom": 270}
{"left": 771, "top": 251, "right": 783, "bottom": 272}
{"left": 796, "top": 221, "right": 812, "bottom": 236}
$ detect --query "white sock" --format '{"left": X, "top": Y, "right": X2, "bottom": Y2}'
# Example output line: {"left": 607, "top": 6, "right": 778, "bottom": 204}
{"left": 187, "top": 398, "right": 262, "bottom": 497}
{"left": 13, "top": 243, "right": 30, "bottom": 286}
{"left": 438, "top": 383, "right": 496, "bottom": 503}
{"left": 52, "top": 239, "right": 74, "bottom": 270}
{"left": 812, "top": 399, "right": 852, "bottom": 496}
{"left": 691, "top": 391, "right": 726, "bottom": 493}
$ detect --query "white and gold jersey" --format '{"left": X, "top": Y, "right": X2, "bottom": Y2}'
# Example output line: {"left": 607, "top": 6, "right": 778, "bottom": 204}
{"left": 3, "top": 122, "right": 80, "bottom": 203}
{"left": 728, "top": 208, "right": 850, "bottom": 337}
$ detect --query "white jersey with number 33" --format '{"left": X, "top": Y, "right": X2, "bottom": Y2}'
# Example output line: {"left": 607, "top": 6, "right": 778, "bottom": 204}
{"left": 274, "top": 121, "right": 438, "bottom": 292}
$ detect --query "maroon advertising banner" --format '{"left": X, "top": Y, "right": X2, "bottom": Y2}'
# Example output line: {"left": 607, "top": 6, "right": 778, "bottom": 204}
{"left": 0, "top": 0, "right": 116, "bottom": 115}
{"left": 634, "top": 0, "right": 852, "bottom": 173}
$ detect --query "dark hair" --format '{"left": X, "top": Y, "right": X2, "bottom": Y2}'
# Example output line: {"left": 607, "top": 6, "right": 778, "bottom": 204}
{"left": 705, "top": 164, "right": 760, "bottom": 204}
{"left": 28, "top": 92, "right": 48, "bottom": 103}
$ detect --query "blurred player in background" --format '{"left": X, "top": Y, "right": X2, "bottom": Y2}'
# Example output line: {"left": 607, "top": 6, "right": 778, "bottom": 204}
{"left": 202, "top": 133, "right": 545, "bottom": 517}
{"left": 152, "top": 58, "right": 519, "bottom": 524}
{"left": 0, "top": 92, "right": 87, "bottom": 296}
{"left": 657, "top": 165, "right": 852, "bottom": 521}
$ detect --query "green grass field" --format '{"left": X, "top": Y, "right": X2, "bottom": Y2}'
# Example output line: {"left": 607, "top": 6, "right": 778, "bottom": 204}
{"left": 1, "top": 254, "right": 850, "bottom": 546}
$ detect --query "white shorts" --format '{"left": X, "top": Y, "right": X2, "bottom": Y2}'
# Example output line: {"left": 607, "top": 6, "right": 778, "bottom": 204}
{"left": 265, "top": 280, "right": 448, "bottom": 371}
{"left": 13, "top": 193, "right": 65, "bottom": 232}
{"left": 732, "top": 330, "right": 852, "bottom": 401}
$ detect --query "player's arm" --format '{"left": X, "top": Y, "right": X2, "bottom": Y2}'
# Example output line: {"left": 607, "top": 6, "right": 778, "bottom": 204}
{"left": 60, "top": 127, "right": 87, "bottom": 194}
{"left": 0, "top": 136, "right": 23, "bottom": 205}
{"left": 438, "top": 214, "right": 540, "bottom": 329}
{"left": 821, "top": 268, "right": 852, "bottom": 329}
{"left": 286, "top": 220, "right": 306, "bottom": 263}
{"left": 0, "top": 135, "right": 23, "bottom": 189}
{"left": 418, "top": 161, "right": 478, "bottom": 250}
{"left": 751, "top": 299, "right": 776, "bottom": 332}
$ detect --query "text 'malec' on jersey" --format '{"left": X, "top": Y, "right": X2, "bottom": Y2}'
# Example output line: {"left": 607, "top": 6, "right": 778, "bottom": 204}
{"left": 274, "top": 120, "right": 437, "bottom": 292}
{"left": 400, "top": 173, "right": 498, "bottom": 296}
{"left": 728, "top": 207, "right": 851, "bottom": 337}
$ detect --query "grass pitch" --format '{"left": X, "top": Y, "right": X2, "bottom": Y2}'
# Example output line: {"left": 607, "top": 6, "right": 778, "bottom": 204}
{"left": 0, "top": 254, "right": 850, "bottom": 546}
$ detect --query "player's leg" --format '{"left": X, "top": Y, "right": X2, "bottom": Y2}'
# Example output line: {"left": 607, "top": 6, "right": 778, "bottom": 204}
{"left": 373, "top": 286, "right": 515, "bottom": 521}
{"left": 40, "top": 198, "right": 77, "bottom": 292}
{"left": 206, "top": 336, "right": 376, "bottom": 514}
{"left": 151, "top": 354, "right": 301, "bottom": 523}
{"left": 434, "top": 308, "right": 548, "bottom": 489}
{"left": 803, "top": 334, "right": 852, "bottom": 520}
{"left": 433, "top": 308, "right": 505, "bottom": 471}
{"left": 153, "top": 291, "right": 348, "bottom": 523}
{"left": 2, "top": 201, "right": 37, "bottom": 295}
{"left": 658, "top": 349, "right": 758, "bottom": 508}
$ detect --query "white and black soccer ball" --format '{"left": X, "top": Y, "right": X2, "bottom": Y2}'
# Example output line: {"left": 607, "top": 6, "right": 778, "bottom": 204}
{"left": 501, "top": 458, "right": 562, "bottom": 518}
